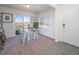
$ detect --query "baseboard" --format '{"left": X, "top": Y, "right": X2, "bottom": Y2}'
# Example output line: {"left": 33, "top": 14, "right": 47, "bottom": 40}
{"left": 55, "top": 39, "right": 59, "bottom": 42}
{"left": 8, "top": 35, "right": 17, "bottom": 39}
{"left": 39, "top": 33, "right": 55, "bottom": 40}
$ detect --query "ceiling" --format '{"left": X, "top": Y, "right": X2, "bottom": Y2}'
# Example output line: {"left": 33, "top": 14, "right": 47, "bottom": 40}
{"left": 0, "top": 4, "right": 53, "bottom": 13}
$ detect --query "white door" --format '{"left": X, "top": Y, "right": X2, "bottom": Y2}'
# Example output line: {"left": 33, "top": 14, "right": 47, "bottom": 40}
{"left": 64, "top": 7, "right": 79, "bottom": 47}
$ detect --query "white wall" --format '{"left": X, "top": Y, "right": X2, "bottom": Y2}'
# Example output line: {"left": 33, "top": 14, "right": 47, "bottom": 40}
{"left": 0, "top": 6, "right": 36, "bottom": 39}
{"left": 37, "top": 8, "right": 55, "bottom": 39}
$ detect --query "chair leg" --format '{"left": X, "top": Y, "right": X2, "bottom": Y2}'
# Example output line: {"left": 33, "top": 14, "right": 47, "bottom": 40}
{"left": 28, "top": 32, "right": 30, "bottom": 40}
{"left": 23, "top": 34, "right": 26, "bottom": 45}
{"left": 34, "top": 32, "right": 36, "bottom": 40}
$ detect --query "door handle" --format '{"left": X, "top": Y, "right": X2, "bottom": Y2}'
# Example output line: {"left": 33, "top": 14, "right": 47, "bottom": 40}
{"left": 63, "top": 24, "right": 65, "bottom": 29}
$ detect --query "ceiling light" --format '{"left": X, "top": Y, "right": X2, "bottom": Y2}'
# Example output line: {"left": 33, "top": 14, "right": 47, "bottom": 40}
{"left": 25, "top": 4, "right": 30, "bottom": 8}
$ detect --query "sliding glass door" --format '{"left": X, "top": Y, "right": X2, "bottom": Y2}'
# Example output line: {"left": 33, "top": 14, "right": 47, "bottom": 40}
{"left": 15, "top": 16, "right": 30, "bottom": 35}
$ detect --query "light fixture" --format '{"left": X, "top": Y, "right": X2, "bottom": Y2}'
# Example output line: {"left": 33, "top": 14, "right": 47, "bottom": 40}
{"left": 25, "top": 4, "right": 30, "bottom": 8}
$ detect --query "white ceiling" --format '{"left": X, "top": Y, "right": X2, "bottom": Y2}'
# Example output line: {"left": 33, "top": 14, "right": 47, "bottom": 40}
{"left": 0, "top": 4, "right": 53, "bottom": 13}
